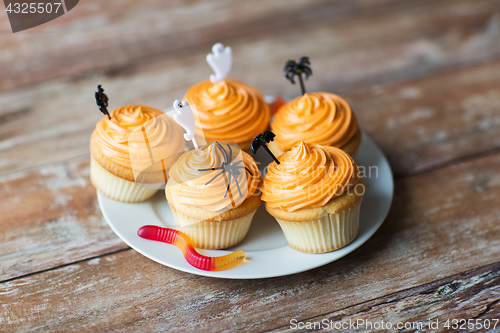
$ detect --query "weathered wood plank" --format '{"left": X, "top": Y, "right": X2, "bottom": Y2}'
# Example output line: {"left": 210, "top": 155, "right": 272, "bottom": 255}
{"left": 351, "top": 59, "right": 500, "bottom": 176}
{"left": 1, "top": 55, "right": 499, "bottom": 178}
{"left": 1, "top": 149, "right": 499, "bottom": 331}
{"left": 1, "top": 0, "right": 499, "bottom": 330}
{"left": 1, "top": 0, "right": 500, "bottom": 176}
{"left": 0, "top": 0, "right": 389, "bottom": 90}
{"left": 0, "top": 156, "right": 128, "bottom": 282}
{"left": 249, "top": 0, "right": 500, "bottom": 96}
{"left": 1, "top": 0, "right": 500, "bottom": 177}
{"left": 1, "top": 0, "right": 499, "bottom": 92}
{"left": 271, "top": 262, "right": 500, "bottom": 332}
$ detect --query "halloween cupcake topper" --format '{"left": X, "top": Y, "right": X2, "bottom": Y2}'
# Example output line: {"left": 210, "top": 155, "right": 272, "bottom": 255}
{"left": 206, "top": 43, "right": 232, "bottom": 83}
{"left": 284, "top": 56, "right": 312, "bottom": 95}
{"left": 173, "top": 99, "right": 199, "bottom": 150}
{"left": 198, "top": 142, "right": 253, "bottom": 198}
{"left": 251, "top": 131, "right": 280, "bottom": 165}
{"left": 95, "top": 84, "right": 110, "bottom": 119}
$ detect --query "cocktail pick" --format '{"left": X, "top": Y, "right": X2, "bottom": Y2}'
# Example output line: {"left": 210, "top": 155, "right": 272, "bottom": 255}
{"left": 284, "top": 57, "right": 312, "bottom": 95}
{"left": 173, "top": 100, "right": 199, "bottom": 150}
{"left": 206, "top": 43, "right": 232, "bottom": 83}
{"left": 95, "top": 84, "right": 110, "bottom": 119}
{"left": 251, "top": 131, "right": 280, "bottom": 165}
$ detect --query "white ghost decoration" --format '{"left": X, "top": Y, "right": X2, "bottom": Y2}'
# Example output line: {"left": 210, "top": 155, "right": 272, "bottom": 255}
{"left": 206, "top": 43, "right": 232, "bottom": 83}
{"left": 173, "top": 99, "right": 198, "bottom": 150}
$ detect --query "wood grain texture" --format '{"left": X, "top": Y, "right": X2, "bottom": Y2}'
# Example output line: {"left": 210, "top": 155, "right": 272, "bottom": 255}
{"left": 351, "top": 59, "right": 500, "bottom": 176}
{"left": 0, "top": 156, "right": 128, "bottom": 282}
{"left": 1, "top": 56, "right": 499, "bottom": 179}
{"left": 1, "top": 0, "right": 499, "bottom": 92}
{"left": 1, "top": 0, "right": 499, "bottom": 330}
{"left": 272, "top": 262, "right": 500, "bottom": 332}
{"left": 1, "top": 0, "right": 500, "bottom": 177}
{"left": 0, "top": 0, "right": 389, "bottom": 90}
{"left": 1, "top": 150, "right": 499, "bottom": 331}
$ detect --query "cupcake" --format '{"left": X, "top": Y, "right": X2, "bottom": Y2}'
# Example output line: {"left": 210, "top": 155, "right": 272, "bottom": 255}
{"left": 261, "top": 142, "right": 365, "bottom": 253}
{"left": 166, "top": 142, "right": 261, "bottom": 249}
{"left": 182, "top": 43, "right": 270, "bottom": 151}
{"left": 269, "top": 92, "right": 362, "bottom": 158}
{"left": 91, "top": 105, "right": 185, "bottom": 202}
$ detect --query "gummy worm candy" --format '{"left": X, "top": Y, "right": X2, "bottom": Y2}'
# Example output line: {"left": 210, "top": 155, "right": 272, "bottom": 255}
{"left": 137, "top": 225, "right": 246, "bottom": 271}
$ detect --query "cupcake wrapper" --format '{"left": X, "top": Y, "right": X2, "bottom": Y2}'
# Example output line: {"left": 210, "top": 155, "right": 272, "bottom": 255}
{"left": 90, "top": 155, "right": 158, "bottom": 203}
{"left": 275, "top": 204, "right": 361, "bottom": 253}
{"left": 170, "top": 208, "right": 256, "bottom": 249}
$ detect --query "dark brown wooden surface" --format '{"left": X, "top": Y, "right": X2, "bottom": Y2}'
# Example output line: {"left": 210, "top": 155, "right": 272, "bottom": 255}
{"left": 1, "top": 0, "right": 500, "bottom": 331}
{"left": 272, "top": 262, "right": 500, "bottom": 332}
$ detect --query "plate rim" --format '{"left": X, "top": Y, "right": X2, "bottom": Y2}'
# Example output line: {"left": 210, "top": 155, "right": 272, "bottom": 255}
{"left": 98, "top": 132, "right": 394, "bottom": 279}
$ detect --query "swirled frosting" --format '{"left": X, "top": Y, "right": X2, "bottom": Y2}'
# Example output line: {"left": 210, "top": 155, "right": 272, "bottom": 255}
{"left": 167, "top": 143, "right": 260, "bottom": 212}
{"left": 271, "top": 92, "right": 358, "bottom": 151}
{"left": 93, "top": 105, "right": 185, "bottom": 172}
{"left": 183, "top": 79, "right": 270, "bottom": 144}
{"left": 261, "top": 142, "right": 360, "bottom": 212}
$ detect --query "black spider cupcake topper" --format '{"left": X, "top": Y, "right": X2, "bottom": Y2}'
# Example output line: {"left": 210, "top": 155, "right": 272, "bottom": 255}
{"left": 198, "top": 142, "right": 253, "bottom": 198}
{"left": 95, "top": 85, "right": 110, "bottom": 120}
{"left": 251, "top": 131, "right": 280, "bottom": 165}
{"left": 284, "top": 56, "right": 312, "bottom": 95}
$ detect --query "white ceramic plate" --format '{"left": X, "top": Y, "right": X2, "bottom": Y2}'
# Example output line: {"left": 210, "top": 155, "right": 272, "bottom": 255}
{"left": 98, "top": 132, "right": 393, "bottom": 279}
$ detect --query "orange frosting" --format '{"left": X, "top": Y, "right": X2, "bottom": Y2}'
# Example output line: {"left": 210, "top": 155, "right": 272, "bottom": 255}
{"left": 93, "top": 105, "right": 185, "bottom": 172}
{"left": 183, "top": 79, "right": 270, "bottom": 144}
{"left": 271, "top": 92, "right": 358, "bottom": 151}
{"left": 261, "top": 142, "right": 360, "bottom": 212}
{"left": 167, "top": 143, "right": 260, "bottom": 212}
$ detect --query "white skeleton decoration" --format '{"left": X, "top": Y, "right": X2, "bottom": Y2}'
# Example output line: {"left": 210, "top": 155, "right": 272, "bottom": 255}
{"left": 173, "top": 100, "right": 198, "bottom": 150}
{"left": 206, "top": 43, "right": 232, "bottom": 83}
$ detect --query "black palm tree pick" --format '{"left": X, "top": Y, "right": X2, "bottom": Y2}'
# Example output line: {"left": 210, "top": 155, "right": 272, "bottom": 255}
{"left": 251, "top": 131, "right": 280, "bottom": 165}
{"left": 284, "top": 56, "right": 312, "bottom": 95}
{"left": 95, "top": 85, "right": 110, "bottom": 119}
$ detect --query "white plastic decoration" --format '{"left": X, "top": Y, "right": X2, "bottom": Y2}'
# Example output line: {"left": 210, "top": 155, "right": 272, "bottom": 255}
{"left": 173, "top": 100, "right": 198, "bottom": 150}
{"left": 206, "top": 43, "right": 232, "bottom": 83}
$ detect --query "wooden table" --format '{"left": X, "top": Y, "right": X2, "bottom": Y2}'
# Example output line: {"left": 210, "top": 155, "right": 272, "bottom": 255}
{"left": 1, "top": 0, "right": 500, "bottom": 331}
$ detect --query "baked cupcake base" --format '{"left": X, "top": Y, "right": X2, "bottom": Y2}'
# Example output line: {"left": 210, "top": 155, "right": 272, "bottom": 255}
{"left": 90, "top": 154, "right": 158, "bottom": 203}
{"left": 166, "top": 186, "right": 262, "bottom": 250}
{"left": 266, "top": 177, "right": 365, "bottom": 253}
{"left": 275, "top": 204, "right": 360, "bottom": 253}
{"left": 170, "top": 208, "right": 256, "bottom": 249}
{"left": 90, "top": 130, "right": 171, "bottom": 203}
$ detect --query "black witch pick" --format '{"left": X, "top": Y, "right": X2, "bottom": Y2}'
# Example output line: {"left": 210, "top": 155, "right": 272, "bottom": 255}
{"left": 95, "top": 85, "right": 110, "bottom": 120}
{"left": 251, "top": 131, "right": 280, "bottom": 165}
{"left": 284, "top": 56, "right": 312, "bottom": 95}
{"left": 198, "top": 142, "right": 253, "bottom": 198}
